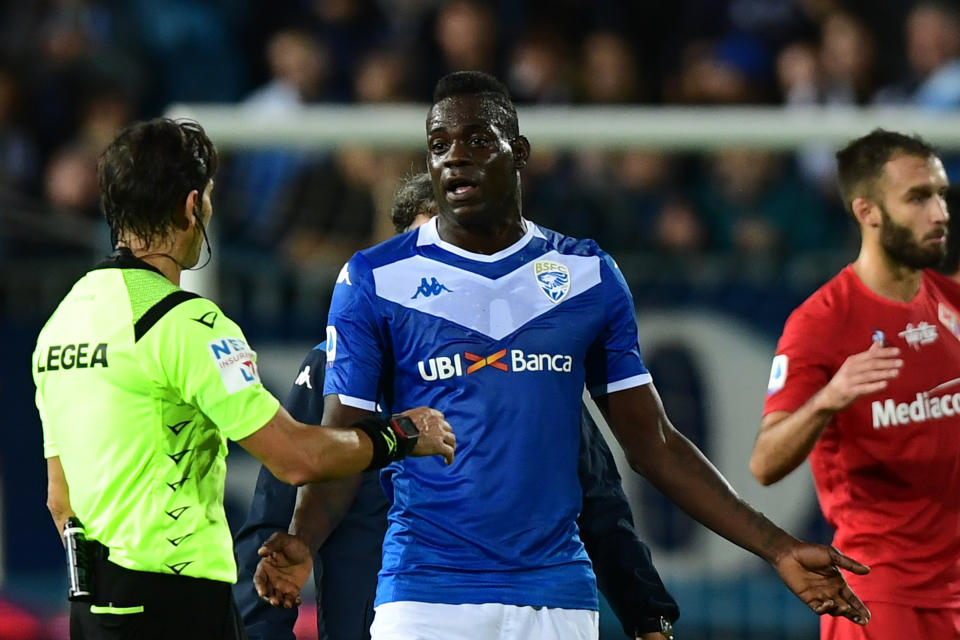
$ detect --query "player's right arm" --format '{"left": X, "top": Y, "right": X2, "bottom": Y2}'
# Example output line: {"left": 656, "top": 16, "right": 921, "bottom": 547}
{"left": 255, "top": 253, "right": 434, "bottom": 608}
{"left": 750, "top": 337, "right": 902, "bottom": 486}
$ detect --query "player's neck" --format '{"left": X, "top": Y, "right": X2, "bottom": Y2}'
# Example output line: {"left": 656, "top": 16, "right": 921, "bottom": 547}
{"left": 117, "top": 238, "right": 185, "bottom": 286}
{"left": 436, "top": 214, "right": 526, "bottom": 255}
{"left": 851, "top": 246, "right": 923, "bottom": 304}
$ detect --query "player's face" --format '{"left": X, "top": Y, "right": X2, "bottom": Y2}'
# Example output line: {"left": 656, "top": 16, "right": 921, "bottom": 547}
{"left": 874, "top": 154, "right": 949, "bottom": 269}
{"left": 185, "top": 180, "right": 214, "bottom": 268}
{"left": 426, "top": 95, "right": 520, "bottom": 228}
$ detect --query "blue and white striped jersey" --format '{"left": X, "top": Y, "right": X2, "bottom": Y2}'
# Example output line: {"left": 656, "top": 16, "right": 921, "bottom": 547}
{"left": 323, "top": 217, "right": 651, "bottom": 610}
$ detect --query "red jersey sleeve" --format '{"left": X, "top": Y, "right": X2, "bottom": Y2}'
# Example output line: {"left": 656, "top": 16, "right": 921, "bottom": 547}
{"left": 763, "top": 304, "right": 836, "bottom": 416}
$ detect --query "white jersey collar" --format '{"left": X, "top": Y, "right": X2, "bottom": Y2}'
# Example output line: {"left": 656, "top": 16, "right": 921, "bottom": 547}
{"left": 416, "top": 216, "right": 545, "bottom": 263}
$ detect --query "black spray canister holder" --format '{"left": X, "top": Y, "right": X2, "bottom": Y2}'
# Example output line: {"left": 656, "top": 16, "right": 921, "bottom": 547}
{"left": 64, "top": 516, "right": 92, "bottom": 602}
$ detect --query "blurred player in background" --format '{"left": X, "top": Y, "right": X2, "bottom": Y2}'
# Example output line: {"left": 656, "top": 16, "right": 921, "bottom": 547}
{"left": 255, "top": 71, "right": 871, "bottom": 640}
{"left": 752, "top": 129, "right": 960, "bottom": 639}
{"left": 234, "top": 171, "right": 680, "bottom": 640}
{"left": 32, "top": 117, "right": 454, "bottom": 640}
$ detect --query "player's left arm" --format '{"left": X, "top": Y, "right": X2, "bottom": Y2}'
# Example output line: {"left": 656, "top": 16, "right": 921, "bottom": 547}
{"left": 589, "top": 251, "right": 869, "bottom": 625}
{"left": 596, "top": 384, "right": 870, "bottom": 625}
{"left": 576, "top": 402, "right": 679, "bottom": 638}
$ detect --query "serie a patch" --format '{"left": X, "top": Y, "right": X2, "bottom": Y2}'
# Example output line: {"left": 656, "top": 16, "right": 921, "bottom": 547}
{"left": 767, "top": 354, "right": 788, "bottom": 395}
{"left": 208, "top": 337, "right": 260, "bottom": 393}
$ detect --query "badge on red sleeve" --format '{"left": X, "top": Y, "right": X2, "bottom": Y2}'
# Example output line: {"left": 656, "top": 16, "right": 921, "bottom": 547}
{"left": 939, "top": 302, "right": 960, "bottom": 341}
{"left": 767, "top": 354, "right": 788, "bottom": 395}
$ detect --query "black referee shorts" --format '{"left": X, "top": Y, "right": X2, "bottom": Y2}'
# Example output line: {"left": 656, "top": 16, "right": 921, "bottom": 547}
{"left": 70, "top": 557, "right": 247, "bottom": 640}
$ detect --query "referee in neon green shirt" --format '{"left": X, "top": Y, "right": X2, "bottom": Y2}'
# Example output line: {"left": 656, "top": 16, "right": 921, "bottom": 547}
{"left": 32, "top": 118, "right": 455, "bottom": 640}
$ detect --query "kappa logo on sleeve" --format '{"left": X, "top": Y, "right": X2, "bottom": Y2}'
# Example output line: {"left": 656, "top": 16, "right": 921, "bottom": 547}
{"left": 294, "top": 366, "right": 313, "bottom": 389}
{"left": 208, "top": 337, "right": 260, "bottom": 393}
{"left": 336, "top": 263, "right": 352, "bottom": 286}
{"left": 767, "top": 354, "right": 788, "bottom": 395}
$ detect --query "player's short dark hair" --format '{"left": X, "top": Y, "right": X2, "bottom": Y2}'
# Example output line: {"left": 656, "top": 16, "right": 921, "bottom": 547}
{"left": 432, "top": 71, "right": 519, "bottom": 139}
{"left": 835, "top": 128, "right": 937, "bottom": 213}
{"left": 98, "top": 118, "right": 218, "bottom": 246}
{"left": 391, "top": 172, "right": 436, "bottom": 234}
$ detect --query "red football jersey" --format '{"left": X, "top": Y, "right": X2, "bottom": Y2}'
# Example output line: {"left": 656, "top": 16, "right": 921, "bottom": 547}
{"left": 764, "top": 266, "right": 960, "bottom": 607}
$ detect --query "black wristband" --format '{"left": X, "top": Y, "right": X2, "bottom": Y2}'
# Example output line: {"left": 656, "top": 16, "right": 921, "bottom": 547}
{"left": 352, "top": 415, "right": 420, "bottom": 469}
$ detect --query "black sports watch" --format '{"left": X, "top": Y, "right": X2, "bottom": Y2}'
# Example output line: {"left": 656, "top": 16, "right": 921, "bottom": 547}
{"left": 389, "top": 414, "right": 420, "bottom": 449}
{"left": 636, "top": 616, "right": 674, "bottom": 640}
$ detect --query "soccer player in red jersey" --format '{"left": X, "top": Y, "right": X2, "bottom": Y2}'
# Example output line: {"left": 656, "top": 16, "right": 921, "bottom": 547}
{"left": 752, "top": 129, "right": 960, "bottom": 639}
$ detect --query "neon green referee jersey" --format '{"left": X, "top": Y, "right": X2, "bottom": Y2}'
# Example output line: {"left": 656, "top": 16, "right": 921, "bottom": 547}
{"left": 33, "top": 250, "right": 280, "bottom": 582}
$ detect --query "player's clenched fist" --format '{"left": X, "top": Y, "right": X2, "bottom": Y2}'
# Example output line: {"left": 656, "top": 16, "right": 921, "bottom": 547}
{"left": 819, "top": 341, "right": 902, "bottom": 412}
{"left": 401, "top": 407, "right": 457, "bottom": 465}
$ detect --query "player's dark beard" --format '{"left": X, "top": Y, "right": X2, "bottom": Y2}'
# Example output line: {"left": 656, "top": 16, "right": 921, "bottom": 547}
{"left": 879, "top": 204, "right": 946, "bottom": 270}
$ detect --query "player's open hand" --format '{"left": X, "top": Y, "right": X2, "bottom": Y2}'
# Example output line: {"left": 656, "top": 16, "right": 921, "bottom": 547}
{"left": 254, "top": 531, "right": 313, "bottom": 609}
{"left": 402, "top": 407, "right": 456, "bottom": 465}
{"left": 821, "top": 341, "right": 901, "bottom": 412}
{"left": 772, "top": 541, "right": 871, "bottom": 626}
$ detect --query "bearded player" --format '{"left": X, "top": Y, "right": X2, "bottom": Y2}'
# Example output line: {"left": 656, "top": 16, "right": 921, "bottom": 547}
{"left": 752, "top": 129, "right": 960, "bottom": 639}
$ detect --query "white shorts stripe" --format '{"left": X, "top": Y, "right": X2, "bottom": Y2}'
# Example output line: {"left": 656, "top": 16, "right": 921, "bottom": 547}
{"left": 371, "top": 601, "right": 598, "bottom": 640}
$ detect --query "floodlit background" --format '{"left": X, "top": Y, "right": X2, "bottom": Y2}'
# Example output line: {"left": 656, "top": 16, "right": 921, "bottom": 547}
{"left": 2, "top": 0, "right": 960, "bottom": 638}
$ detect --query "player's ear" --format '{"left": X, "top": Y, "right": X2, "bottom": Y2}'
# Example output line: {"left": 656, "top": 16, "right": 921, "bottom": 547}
{"left": 852, "top": 197, "right": 879, "bottom": 229}
{"left": 512, "top": 136, "right": 531, "bottom": 169}
{"left": 171, "top": 189, "right": 200, "bottom": 232}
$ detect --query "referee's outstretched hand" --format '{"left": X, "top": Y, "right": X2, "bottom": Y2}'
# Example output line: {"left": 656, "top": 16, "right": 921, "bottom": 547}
{"left": 254, "top": 532, "right": 312, "bottom": 609}
{"left": 402, "top": 407, "right": 457, "bottom": 465}
{"left": 772, "top": 541, "right": 871, "bottom": 626}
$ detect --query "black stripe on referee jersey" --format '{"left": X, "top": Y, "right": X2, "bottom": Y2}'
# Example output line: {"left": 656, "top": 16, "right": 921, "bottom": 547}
{"left": 134, "top": 291, "right": 201, "bottom": 342}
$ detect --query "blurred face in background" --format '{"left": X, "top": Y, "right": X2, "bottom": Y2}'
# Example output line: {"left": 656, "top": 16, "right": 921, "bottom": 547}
{"left": 581, "top": 31, "right": 641, "bottom": 103}
{"left": 435, "top": 0, "right": 496, "bottom": 72}
{"left": 45, "top": 147, "right": 98, "bottom": 215}
{"left": 267, "top": 30, "right": 327, "bottom": 100}
{"left": 712, "top": 149, "right": 776, "bottom": 202}
{"left": 354, "top": 50, "right": 409, "bottom": 102}
{"left": 906, "top": 6, "right": 960, "bottom": 79}
{"left": 509, "top": 31, "right": 570, "bottom": 102}
{"left": 820, "top": 13, "right": 875, "bottom": 91}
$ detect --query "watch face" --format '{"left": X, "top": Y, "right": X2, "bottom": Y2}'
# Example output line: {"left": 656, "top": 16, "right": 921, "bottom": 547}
{"left": 391, "top": 415, "right": 419, "bottom": 439}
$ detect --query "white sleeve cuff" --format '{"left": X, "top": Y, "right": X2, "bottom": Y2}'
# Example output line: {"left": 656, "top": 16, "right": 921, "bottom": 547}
{"left": 337, "top": 394, "right": 378, "bottom": 411}
{"left": 588, "top": 373, "right": 653, "bottom": 397}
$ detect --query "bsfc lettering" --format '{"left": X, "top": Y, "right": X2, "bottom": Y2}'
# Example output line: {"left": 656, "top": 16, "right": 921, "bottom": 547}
{"left": 37, "top": 342, "right": 108, "bottom": 372}
{"left": 534, "top": 261, "right": 564, "bottom": 275}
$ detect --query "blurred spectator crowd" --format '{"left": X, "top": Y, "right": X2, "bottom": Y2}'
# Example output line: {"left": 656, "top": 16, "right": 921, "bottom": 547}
{"left": 1, "top": 0, "right": 960, "bottom": 313}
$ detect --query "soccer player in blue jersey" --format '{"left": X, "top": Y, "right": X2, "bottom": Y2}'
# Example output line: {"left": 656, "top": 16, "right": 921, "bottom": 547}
{"left": 235, "top": 172, "right": 679, "bottom": 640}
{"left": 255, "top": 71, "right": 872, "bottom": 640}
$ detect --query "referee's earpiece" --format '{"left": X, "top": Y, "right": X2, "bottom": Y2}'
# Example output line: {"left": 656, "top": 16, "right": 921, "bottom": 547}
{"left": 187, "top": 188, "right": 213, "bottom": 271}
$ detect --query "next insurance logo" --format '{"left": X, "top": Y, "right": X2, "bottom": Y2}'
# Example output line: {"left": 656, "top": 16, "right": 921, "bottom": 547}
{"left": 418, "top": 349, "right": 573, "bottom": 381}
